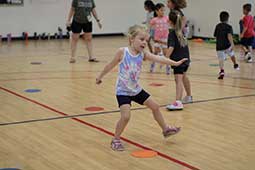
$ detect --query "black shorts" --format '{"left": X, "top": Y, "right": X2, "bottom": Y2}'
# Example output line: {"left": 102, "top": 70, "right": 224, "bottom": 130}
{"left": 116, "top": 89, "right": 150, "bottom": 107}
{"left": 172, "top": 65, "right": 189, "bottom": 74}
{"left": 240, "top": 37, "right": 254, "bottom": 47}
{"left": 71, "top": 20, "right": 92, "bottom": 33}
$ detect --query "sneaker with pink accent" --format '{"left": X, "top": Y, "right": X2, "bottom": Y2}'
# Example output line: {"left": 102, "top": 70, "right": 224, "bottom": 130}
{"left": 163, "top": 126, "right": 181, "bottom": 138}
{"left": 111, "top": 139, "right": 124, "bottom": 151}
{"left": 166, "top": 100, "right": 183, "bottom": 111}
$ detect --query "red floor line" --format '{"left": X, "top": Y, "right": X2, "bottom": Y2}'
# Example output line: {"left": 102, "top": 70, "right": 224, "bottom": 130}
{"left": 0, "top": 86, "right": 200, "bottom": 170}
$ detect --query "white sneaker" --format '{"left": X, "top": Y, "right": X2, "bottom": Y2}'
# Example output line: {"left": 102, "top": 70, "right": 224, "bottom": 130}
{"left": 182, "top": 96, "right": 193, "bottom": 104}
{"left": 166, "top": 101, "right": 183, "bottom": 111}
{"left": 244, "top": 52, "right": 251, "bottom": 60}
{"left": 245, "top": 53, "right": 252, "bottom": 63}
{"left": 247, "top": 56, "right": 253, "bottom": 63}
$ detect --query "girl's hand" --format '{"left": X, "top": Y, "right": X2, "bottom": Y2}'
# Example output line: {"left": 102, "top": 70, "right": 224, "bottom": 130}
{"left": 176, "top": 58, "right": 188, "bottom": 66}
{"left": 66, "top": 21, "right": 71, "bottom": 27}
{"left": 66, "top": 21, "right": 72, "bottom": 32}
{"left": 154, "top": 39, "right": 167, "bottom": 45}
{"left": 96, "top": 78, "right": 102, "bottom": 84}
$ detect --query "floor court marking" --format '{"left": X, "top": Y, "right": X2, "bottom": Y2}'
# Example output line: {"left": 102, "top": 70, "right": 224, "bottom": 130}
{"left": 1, "top": 85, "right": 254, "bottom": 127}
{"left": 0, "top": 65, "right": 254, "bottom": 81}
{"left": 0, "top": 86, "right": 200, "bottom": 170}
{"left": 0, "top": 76, "right": 254, "bottom": 90}
{"left": 0, "top": 93, "right": 254, "bottom": 127}
{"left": 0, "top": 55, "right": 218, "bottom": 75}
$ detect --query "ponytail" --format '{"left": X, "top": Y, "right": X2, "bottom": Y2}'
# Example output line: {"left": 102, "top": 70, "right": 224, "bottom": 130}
{"left": 169, "top": 10, "right": 187, "bottom": 47}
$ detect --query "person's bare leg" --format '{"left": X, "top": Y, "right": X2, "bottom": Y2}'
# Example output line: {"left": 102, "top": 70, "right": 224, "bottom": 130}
{"left": 183, "top": 73, "right": 191, "bottom": 96}
{"left": 163, "top": 48, "right": 171, "bottom": 74}
{"left": 147, "top": 37, "right": 153, "bottom": 53}
{"left": 114, "top": 104, "right": 131, "bottom": 139}
{"left": 83, "top": 33, "right": 94, "bottom": 60}
{"left": 175, "top": 74, "right": 184, "bottom": 100}
{"left": 144, "top": 97, "right": 181, "bottom": 137}
{"left": 150, "top": 46, "right": 160, "bottom": 72}
{"left": 230, "top": 55, "right": 237, "bottom": 65}
{"left": 143, "top": 97, "right": 167, "bottom": 131}
{"left": 70, "top": 33, "right": 80, "bottom": 62}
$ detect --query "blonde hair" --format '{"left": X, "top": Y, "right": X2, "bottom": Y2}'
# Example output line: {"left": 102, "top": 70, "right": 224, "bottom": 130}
{"left": 169, "top": 10, "right": 187, "bottom": 47}
{"left": 127, "top": 25, "right": 148, "bottom": 45}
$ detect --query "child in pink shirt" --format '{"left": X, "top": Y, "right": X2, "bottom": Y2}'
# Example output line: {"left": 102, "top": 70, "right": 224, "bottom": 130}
{"left": 150, "top": 3, "right": 170, "bottom": 74}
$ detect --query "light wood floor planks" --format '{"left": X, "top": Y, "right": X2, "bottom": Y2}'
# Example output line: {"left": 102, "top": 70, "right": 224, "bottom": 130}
{"left": 0, "top": 37, "right": 255, "bottom": 170}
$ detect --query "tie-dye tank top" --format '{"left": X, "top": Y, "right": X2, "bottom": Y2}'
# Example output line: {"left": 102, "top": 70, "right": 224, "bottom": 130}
{"left": 116, "top": 47, "right": 144, "bottom": 96}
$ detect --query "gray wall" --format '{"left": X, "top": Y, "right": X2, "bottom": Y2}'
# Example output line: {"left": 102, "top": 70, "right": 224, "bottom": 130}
{"left": 0, "top": 0, "right": 254, "bottom": 38}
{"left": 0, "top": 0, "right": 145, "bottom": 37}
{"left": 184, "top": 0, "right": 255, "bottom": 37}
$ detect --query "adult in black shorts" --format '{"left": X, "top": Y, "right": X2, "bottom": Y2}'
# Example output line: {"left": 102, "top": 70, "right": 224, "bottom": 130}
{"left": 66, "top": 0, "right": 102, "bottom": 63}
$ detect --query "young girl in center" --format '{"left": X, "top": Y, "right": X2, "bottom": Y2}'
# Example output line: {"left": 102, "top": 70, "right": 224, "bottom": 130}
{"left": 149, "top": 3, "right": 171, "bottom": 74}
{"left": 96, "top": 25, "right": 187, "bottom": 151}
{"left": 166, "top": 10, "right": 192, "bottom": 111}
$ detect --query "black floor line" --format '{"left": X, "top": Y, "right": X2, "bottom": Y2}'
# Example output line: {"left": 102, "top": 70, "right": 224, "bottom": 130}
{"left": 1, "top": 94, "right": 254, "bottom": 127}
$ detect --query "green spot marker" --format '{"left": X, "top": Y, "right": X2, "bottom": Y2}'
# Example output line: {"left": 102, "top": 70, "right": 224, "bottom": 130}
{"left": 209, "top": 64, "right": 219, "bottom": 67}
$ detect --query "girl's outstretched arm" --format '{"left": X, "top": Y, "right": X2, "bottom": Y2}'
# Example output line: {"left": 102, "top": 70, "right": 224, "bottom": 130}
{"left": 144, "top": 50, "right": 187, "bottom": 66}
{"left": 96, "top": 48, "right": 124, "bottom": 84}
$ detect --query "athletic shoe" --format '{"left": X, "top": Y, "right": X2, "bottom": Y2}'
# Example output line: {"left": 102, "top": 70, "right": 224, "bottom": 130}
{"left": 247, "top": 56, "right": 253, "bottom": 63}
{"left": 166, "top": 100, "right": 183, "bottom": 111}
{"left": 244, "top": 52, "right": 251, "bottom": 60}
{"left": 233, "top": 64, "right": 240, "bottom": 70}
{"left": 182, "top": 96, "right": 193, "bottom": 104}
{"left": 218, "top": 70, "right": 224, "bottom": 79}
{"left": 111, "top": 139, "right": 124, "bottom": 151}
{"left": 163, "top": 126, "right": 181, "bottom": 138}
{"left": 245, "top": 52, "right": 252, "bottom": 63}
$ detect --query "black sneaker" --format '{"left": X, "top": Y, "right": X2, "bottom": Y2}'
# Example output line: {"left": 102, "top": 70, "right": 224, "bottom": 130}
{"left": 247, "top": 56, "right": 252, "bottom": 63}
{"left": 218, "top": 70, "right": 224, "bottom": 79}
{"left": 233, "top": 64, "right": 240, "bottom": 70}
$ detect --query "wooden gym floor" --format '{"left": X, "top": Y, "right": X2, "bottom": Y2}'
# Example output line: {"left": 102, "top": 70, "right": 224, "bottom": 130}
{"left": 0, "top": 36, "right": 254, "bottom": 170}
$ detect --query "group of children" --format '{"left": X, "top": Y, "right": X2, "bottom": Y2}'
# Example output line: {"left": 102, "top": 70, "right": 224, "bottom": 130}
{"left": 214, "top": 3, "right": 255, "bottom": 79}
{"left": 144, "top": 0, "right": 189, "bottom": 78}
{"left": 144, "top": 0, "right": 192, "bottom": 111}
{"left": 96, "top": 1, "right": 255, "bottom": 151}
